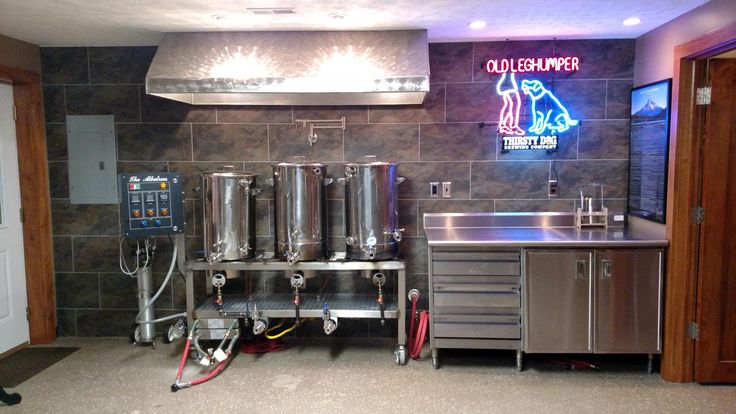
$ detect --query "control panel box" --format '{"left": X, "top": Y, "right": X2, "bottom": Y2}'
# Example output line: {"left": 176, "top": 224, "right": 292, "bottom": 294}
{"left": 119, "top": 173, "right": 185, "bottom": 237}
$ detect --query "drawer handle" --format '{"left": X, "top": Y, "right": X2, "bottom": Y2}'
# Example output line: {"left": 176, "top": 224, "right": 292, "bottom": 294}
{"left": 602, "top": 259, "right": 613, "bottom": 279}
{"left": 575, "top": 260, "right": 587, "bottom": 280}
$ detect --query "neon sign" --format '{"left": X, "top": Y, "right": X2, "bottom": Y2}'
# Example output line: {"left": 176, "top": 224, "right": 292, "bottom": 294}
{"left": 486, "top": 56, "right": 580, "bottom": 74}
{"left": 486, "top": 55, "right": 579, "bottom": 151}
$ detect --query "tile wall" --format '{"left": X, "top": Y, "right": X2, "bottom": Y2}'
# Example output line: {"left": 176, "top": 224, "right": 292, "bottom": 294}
{"left": 42, "top": 39, "right": 634, "bottom": 336}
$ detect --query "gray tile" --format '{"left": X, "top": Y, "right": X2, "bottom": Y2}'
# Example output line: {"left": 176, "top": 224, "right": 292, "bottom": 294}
{"left": 420, "top": 123, "right": 496, "bottom": 161}
{"left": 495, "top": 199, "right": 574, "bottom": 213}
{"left": 446, "top": 82, "right": 501, "bottom": 122}
{"left": 607, "top": 80, "right": 633, "bottom": 119}
{"left": 98, "top": 272, "right": 138, "bottom": 309}
{"left": 185, "top": 199, "right": 199, "bottom": 237}
{"left": 269, "top": 123, "right": 343, "bottom": 162}
{"left": 140, "top": 90, "right": 216, "bottom": 123}
{"left": 256, "top": 199, "right": 271, "bottom": 237}
{"left": 45, "top": 123, "right": 68, "bottom": 161}
{"left": 398, "top": 199, "right": 418, "bottom": 237}
{"left": 497, "top": 124, "right": 578, "bottom": 161}
{"left": 552, "top": 80, "right": 607, "bottom": 120}
{"left": 41, "top": 47, "right": 88, "bottom": 84}
{"left": 55, "top": 273, "right": 99, "bottom": 308}
{"left": 397, "top": 162, "right": 470, "bottom": 199}
{"left": 117, "top": 123, "right": 192, "bottom": 161}
{"left": 193, "top": 124, "right": 268, "bottom": 161}
{"left": 578, "top": 120, "right": 630, "bottom": 160}
{"left": 369, "top": 84, "right": 445, "bottom": 124}
{"left": 116, "top": 161, "right": 168, "bottom": 174}
{"left": 65, "top": 85, "right": 139, "bottom": 122}
{"left": 417, "top": 199, "right": 494, "bottom": 231}
{"left": 554, "top": 39, "right": 635, "bottom": 80}
{"left": 344, "top": 124, "right": 419, "bottom": 162}
{"left": 217, "top": 106, "right": 293, "bottom": 123}
{"left": 556, "top": 160, "right": 629, "bottom": 199}
{"left": 327, "top": 199, "right": 344, "bottom": 238}
{"left": 51, "top": 200, "right": 118, "bottom": 236}
{"left": 76, "top": 309, "right": 138, "bottom": 337}
{"left": 471, "top": 161, "right": 549, "bottom": 199}
{"left": 73, "top": 236, "right": 120, "bottom": 272}
{"left": 401, "top": 237, "right": 428, "bottom": 274}
{"left": 48, "top": 162, "right": 69, "bottom": 198}
{"left": 293, "top": 106, "right": 368, "bottom": 124}
{"left": 56, "top": 309, "right": 76, "bottom": 336}
{"left": 429, "top": 42, "right": 473, "bottom": 83}
{"left": 473, "top": 40, "right": 556, "bottom": 82}
{"left": 43, "top": 85, "right": 65, "bottom": 123}
{"left": 89, "top": 47, "right": 157, "bottom": 84}
{"left": 53, "top": 236, "right": 74, "bottom": 272}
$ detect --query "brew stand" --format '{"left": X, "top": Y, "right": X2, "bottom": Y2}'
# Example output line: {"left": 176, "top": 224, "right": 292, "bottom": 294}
{"left": 173, "top": 236, "right": 409, "bottom": 365}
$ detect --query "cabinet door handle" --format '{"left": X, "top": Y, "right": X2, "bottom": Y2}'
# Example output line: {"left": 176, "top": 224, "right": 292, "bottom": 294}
{"left": 575, "top": 260, "right": 587, "bottom": 280}
{"left": 602, "top": 259, "right": 613, "bottom": 279}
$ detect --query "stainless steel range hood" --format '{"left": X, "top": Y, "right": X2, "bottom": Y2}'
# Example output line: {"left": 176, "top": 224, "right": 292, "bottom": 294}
{"left": 145, "top": 30, "right": 429, "bottom": 106}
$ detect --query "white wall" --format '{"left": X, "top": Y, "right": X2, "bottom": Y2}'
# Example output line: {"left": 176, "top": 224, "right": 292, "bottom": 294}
{"left": 634, "top": 0, "right": 736, "bottom": 86}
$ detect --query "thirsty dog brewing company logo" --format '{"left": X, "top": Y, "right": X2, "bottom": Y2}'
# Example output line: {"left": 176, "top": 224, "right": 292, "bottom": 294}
{"left": 486, "top": 56, "right": 579, "bottom": 151}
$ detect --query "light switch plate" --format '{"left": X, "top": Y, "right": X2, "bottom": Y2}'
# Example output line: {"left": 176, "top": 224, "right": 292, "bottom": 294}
{"left": 442, "top": 182, "right": 452, "bottom": 198}
{"left": 548, "top": 179, "right": 558, "bottom": 197}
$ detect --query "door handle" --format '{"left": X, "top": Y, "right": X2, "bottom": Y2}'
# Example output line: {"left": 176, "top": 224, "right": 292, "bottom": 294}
{"left": 575, "top": 259, "right": 587, "bottom": 280}
{"left": 602, "top": 259, "right": 613, "bottom": 279}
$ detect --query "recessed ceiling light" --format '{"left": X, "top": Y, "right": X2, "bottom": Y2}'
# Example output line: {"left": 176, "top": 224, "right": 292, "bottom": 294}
{"left": 212, "top": 14, "right": 227, "bottom": 22}
{"left": 329, "top": 12, "right": 346, "bottom": 20}
{"left": 623, "top": 17, "right": 641, "bottom": 26}
{"left": 468, "top": 20, "right": 486, "bottom": 30}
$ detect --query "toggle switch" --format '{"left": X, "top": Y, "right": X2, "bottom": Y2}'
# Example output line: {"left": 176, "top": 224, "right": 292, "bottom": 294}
{"left": 132, "top": 209, "right": 141, "bottom": 218}
{"left": 140, "top": 220, "right": 149, "bottom": 228}
{"left": 160, "top": 208, "right": 169, "bottom": 216}
{"left": 154, "top": 219, "right": 162, "bottom": 227}
{"left": 146, "top": 209, "right": 155, "bottom": 217}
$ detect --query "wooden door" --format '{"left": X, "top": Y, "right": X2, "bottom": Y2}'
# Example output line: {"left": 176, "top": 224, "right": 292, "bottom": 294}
{"left": 694, "top": 58, "right": 736, "bottom": 383}
{"left": 0, "top": 83, "right": 29, "bottom": 353}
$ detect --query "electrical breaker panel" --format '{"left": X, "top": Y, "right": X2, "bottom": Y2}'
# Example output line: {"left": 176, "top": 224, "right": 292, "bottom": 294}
{"left": 119, "top": 173, "right": 185, "bottom": 237}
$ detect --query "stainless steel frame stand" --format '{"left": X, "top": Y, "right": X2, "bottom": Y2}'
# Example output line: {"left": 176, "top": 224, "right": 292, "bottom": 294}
{"left": 176, "top": 235, "right": 408, "bottom": 364}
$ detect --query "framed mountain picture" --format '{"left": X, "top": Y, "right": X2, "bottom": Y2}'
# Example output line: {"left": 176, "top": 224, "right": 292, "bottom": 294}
{"left": 627, "top": 79, "right": 672, "bottom": 224}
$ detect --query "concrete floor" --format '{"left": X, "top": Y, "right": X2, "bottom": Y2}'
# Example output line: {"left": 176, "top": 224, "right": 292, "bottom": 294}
{"left": 2, "top": 337, "right": 734, "bottom": 414}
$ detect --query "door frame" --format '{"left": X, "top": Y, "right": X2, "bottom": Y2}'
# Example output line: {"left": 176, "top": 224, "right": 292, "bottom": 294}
{"left": 0, "top": 65, "right": 55, "bottom": 344}
{"left": 661, "top": 21, "right": 736, "bottom": 382}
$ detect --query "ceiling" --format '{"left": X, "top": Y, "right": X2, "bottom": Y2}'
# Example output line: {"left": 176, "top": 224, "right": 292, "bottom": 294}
{"left": 0, "top": 0, "right": 710, "bottom": 47}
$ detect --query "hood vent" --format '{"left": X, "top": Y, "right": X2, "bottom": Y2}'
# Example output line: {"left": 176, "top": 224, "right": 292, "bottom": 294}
{"left": 145, "top": 30, "right": 429, "bottom": 106}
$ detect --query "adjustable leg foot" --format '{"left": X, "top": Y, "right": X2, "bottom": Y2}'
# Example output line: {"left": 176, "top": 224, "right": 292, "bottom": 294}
{"left": 516, "top": 350, "right": 523, "bottom": 372}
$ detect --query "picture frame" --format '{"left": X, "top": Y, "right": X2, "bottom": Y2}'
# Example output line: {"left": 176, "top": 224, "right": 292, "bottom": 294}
{"left": 627, "top": 78, "right": 672, "bottom": 224}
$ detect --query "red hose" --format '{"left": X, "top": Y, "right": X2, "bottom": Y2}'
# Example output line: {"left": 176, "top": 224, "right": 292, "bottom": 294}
{"left": 175, "top": 338, "right": 192, "bottom": 382}
{"left": 190, "top": 353, "right": 230, "bottom": 386}
{"left": 408, "top": 295, "right": 429, "bottom": 360}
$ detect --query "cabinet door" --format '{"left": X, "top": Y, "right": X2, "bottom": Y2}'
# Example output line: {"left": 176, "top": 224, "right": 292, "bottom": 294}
{"left": 595, "top": 249, "right": 662, "bottom": 353}
{"left": 525, "top": 250, "right": 592, "bottom": 353}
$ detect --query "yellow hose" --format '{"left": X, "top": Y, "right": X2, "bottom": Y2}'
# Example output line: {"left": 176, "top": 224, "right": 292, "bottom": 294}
{"left": 264, "top": 321, "right": 298, "bottom": 339}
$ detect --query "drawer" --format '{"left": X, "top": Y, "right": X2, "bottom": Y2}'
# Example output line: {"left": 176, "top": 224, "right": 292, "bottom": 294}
{"left": 434, "top": 322, "right": 521, "bottom": 339}
{"left": 432, "top": 252, "right": 520, "bottom": 261}
{"left": 434, "top": 291, "right": 520, "bottom": 308}
{"left": 434, "top": 314, "right": 519, "bottom": 324}
{"left": 434, "top": 306, "right": 520, "bottom": 317}
{"left": 433, "top": 283, "right": 518, "bottom": 293}
{"left": 433, "top": 275, "right": 520, "bottom": 285}
{"left": 432, "top": 261, "right": 520, "bottom": 276}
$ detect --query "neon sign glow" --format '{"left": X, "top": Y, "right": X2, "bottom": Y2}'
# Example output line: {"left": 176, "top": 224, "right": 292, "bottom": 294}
{"left": 486, "top": 56, "right": 580, "bottom": 74}
{"left": 487, "top": 55, "right": 580, "bottom": 151}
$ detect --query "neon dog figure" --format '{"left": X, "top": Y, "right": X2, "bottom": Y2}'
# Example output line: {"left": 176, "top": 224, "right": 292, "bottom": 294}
{"left": 520, "top": 79, "right": 578, "bottom": 134}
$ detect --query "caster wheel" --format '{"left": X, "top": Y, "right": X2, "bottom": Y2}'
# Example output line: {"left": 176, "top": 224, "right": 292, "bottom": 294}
{"left": 394, "top": 346, "right": 407, "bottom": 365}
{"left": 129, "top": 324, "right": 141, "bottom": 344}
{"left": 162, "top": 324, "right": 176, "bottom": 344}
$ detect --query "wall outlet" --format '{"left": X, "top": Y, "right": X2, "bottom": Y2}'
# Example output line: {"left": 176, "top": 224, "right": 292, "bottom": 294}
{"left": 548, "top": 179, "right": 558, "bottom": 197}
{"left": 430, "top": 182, "right": 439, "bottom": 197}
{"left": 442, "top": 182, "right": 452, "bottom": 198}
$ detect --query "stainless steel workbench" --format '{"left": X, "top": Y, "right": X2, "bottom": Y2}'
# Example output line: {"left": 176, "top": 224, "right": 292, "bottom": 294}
{"left": 423, "top": 212, "right": 668, "bottom": 370}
